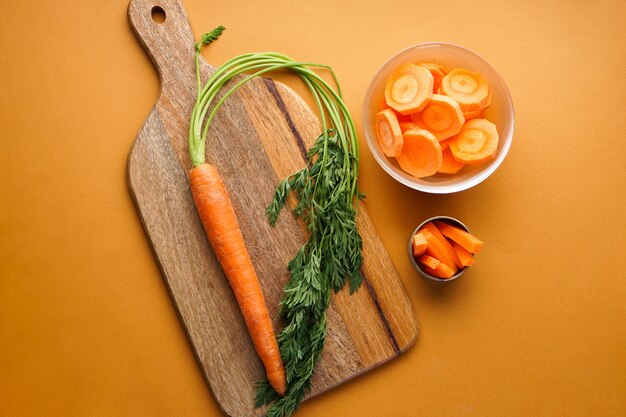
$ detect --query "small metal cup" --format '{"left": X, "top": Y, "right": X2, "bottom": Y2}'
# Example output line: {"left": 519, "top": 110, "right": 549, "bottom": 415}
{"left": 408, "top": 216, "right": 471, "bottom": 282}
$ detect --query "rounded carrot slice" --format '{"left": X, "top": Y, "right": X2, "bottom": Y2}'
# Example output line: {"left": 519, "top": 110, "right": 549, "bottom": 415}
{"left": 441, "top": 68, "right": 490, "bottom": 113}
{"left": 396, "top": 129, "right": 442, "bottom": 178}
{"left": 423, "top": 263, "right": 455, "bottom": 279}
{"left": 438, "top": 147, "right": 466, "bottom": 174}
{"left": 416, "top": 62, "right": 448, "bottom": 93}
{"left": 439, "top": 137, "right": 453, "bottom": 150}
{"left": 412, "top": 232, "right": 428, "bottom": 257}
{"left": 462, "top": 109, "right": 483, "bottom": 120}
{"left": 378, "top": 95, "right": 390, "bottom": 111}
{"left": 385, "top": 63, "right": 434, "bottom": 115}
{"left": 410, "top": 94, "right": 465, "bottom": 141}
{"left": 399, "top": 121, "right": 420, "bottom": 133}
{"left": 375, "top": 109, "right": 404, "bottom": 157}
{"left": 449, "top": 119, "right": 499, "bottom": 164}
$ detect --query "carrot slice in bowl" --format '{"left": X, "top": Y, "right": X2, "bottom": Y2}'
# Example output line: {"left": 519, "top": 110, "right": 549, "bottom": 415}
{"left": 399, "top": 121, "right": 420, "bottom": 133}
{"left": 416, "top": 62, "right": 448, "bottom": 93}
{"left": 396, "top": 129, "right": 442, "bottom": 178}
{"left": 449, "top": 118, "right": 499, "bottom": 164}
{"left": 375, "top": 109, "right": 404, "bottom": 157}
{"left": 410, "top": 94, "right": 465, "bottom": 141}
{"left": 438, "top": 147, "right": 466, "bottom": 174}
{"left": 441, "top": 68, "right": 490, "bottom": 113}
{"left": 385, "top": 63, "right": 434, "bottom": 115}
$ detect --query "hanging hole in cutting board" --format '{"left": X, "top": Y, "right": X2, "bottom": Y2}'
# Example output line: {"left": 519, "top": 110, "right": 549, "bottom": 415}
{"left": 151, "top": 6, "right": 166, "bottom": 24}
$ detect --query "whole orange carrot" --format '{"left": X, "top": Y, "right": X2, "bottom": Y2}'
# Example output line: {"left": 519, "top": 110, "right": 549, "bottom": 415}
{"left": 189, "top": 163, "right": 286, "bottom": 396}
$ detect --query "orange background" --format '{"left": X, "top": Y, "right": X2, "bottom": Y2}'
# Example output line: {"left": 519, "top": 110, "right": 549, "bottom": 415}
{"left": 1, "top": 0, "right": 625, "bottom": 416}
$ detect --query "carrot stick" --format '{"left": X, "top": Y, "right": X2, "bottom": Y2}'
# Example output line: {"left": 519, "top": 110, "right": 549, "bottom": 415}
{"left": 423, "top": 263, "right": 455, "bottom": 279}
{"left": 434, "top": 220, "right": 484, "bottom": 254}
{"left": 422, "top": 222, "right": 463, "bottom": 269}
{"left": 418, "top": 254, "right": 440, "bottom": 270}
{"left": 190, "top": 163, "right": 286, "bottom": 396}
{"left": 412, "top": 232, "right": 427, "bottom": 257}
{"left": 440, "top": 68, "right": 491, "bottom": 113}
{"left": 420, "top": 228, "right": 458, "bottom": 273}
{"left": 451, "top": 241, "right": 475, "bottom": 267}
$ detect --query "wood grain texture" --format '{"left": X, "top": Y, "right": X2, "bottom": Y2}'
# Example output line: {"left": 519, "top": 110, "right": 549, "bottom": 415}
{"left": 127, "top": 0, "right": 418, "bottom": 416}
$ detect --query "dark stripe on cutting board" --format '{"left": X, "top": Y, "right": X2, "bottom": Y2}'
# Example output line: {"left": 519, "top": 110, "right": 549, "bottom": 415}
{"left": 263, "top": 78, "right": 401, "bottom": 355}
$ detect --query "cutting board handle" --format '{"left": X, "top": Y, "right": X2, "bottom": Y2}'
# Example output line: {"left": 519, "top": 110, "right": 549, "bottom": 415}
{"left": 128, "top": 0, "right": 200, "bottom": 94}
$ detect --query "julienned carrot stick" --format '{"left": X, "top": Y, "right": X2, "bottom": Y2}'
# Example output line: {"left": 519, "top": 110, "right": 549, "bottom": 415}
{"left": 420, "top": 228, "right": 457, "bottom": 273}
{"left": 412, "top": 232, "right": 427, "bottom": 257}
{"left": 451, "top": 241, "right": 475, "bottom": 267}
{"left": 422, "top": 222, "right": 463, "bottom": 270}
{"left": 423, "top": 262, "right": 455, "bottom": 279}
{"left": 385, "top": 63, "right": 434, "bottom": 115}
{"left": 434, "top": 221, "right": 484, "bottom": 254}
{"left": 190, "top": 164, "right": 286, "bottom": 396}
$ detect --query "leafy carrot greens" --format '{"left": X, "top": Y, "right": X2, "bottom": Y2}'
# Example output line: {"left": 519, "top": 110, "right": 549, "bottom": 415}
{"left": 193, "top": 27, "right": 363, "bottom": 417}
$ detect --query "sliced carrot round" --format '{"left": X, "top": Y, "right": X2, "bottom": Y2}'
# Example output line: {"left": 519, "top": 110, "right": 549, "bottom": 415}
{"left": 396, "top": 129, "right": 442, "bottom": 178}
{"left": 399, "top": 121, "right": 420, "bottom": 133}
{"left": 384, "top": 63, "right": 434, "bottom": 115}
{"left": 441, "top": 68, "right": 490, "bottom": 113}
{"left": 438, "top": 147, "right": 466, "bottom": 174}
{"left": 416, "top": 62, "right": 448, "bottom": 93}
{"left": 462, "top": 109, "right": 483, "bottom": 120}
{"left": 378, "top": 95, "right": 390, "bottom": 111}
{"left": 375, "top": 109, "right": 404, "bottom": 158}
{"left": 410, "top": 94, "right": 465, "bottom": 141}
{"left": 449, "top": 119, "right": 499, "bottom": 164}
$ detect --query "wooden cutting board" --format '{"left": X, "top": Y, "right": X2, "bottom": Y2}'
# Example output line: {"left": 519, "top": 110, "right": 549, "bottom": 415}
{"left": 126, "top": 0, "right": 418, "bottom": 415}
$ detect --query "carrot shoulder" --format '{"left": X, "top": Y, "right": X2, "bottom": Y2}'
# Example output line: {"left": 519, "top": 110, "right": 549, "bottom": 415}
{"left": 190, "top": 163, "right": 286, "bottom": 396}
{"left": 434, "top": 220, "right": 483, "bottom": 254}
{"left": 452, "top": 241, "right": 475, "bottom": 267}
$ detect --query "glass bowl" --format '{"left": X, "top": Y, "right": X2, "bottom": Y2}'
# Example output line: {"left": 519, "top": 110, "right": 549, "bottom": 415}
{"left": 362, "top": 42, "right": 514, "bottom": 193}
